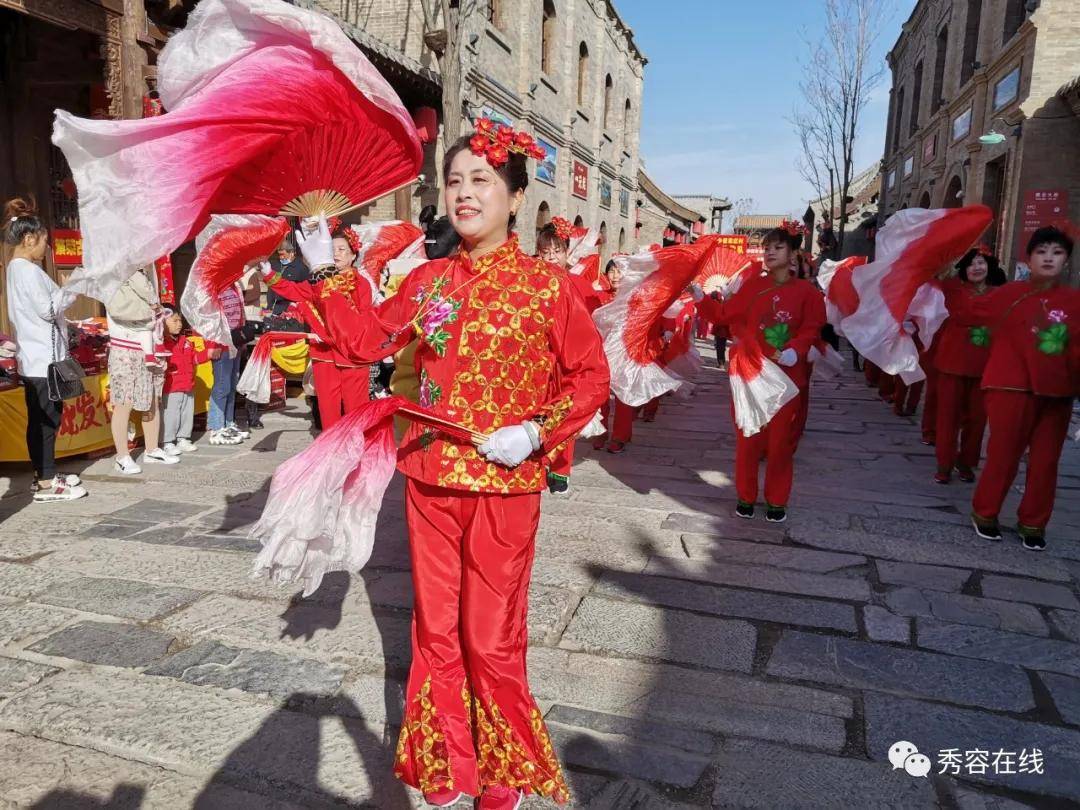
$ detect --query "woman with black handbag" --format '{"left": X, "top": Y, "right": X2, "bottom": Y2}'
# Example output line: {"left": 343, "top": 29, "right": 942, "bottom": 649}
{"left": 3, "top": 197, "right": 87, "bottom": 502}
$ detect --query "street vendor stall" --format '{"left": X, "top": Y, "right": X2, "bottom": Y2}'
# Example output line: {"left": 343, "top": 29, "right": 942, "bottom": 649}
{"left": 0, "top": 319, "right": 213, "bottom": 462}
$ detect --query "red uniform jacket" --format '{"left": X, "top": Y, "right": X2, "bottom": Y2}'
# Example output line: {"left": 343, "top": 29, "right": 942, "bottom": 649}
{"left": 311, "top": 237, "right": 611, "bottom": 494}
{"left": 162, "top": 334, "right": 209, "bottom": 395}
{"left": 697, "top": 275, "right": 826, "bottom": 389}
{"left": 934, "top": 278, "right": 993, "bottom": 378}
{"left": 952, "top": 280, "right": 1079, "bottom": 398}
{"left": 265, "top": 268, "right": 380, "bottom": 368}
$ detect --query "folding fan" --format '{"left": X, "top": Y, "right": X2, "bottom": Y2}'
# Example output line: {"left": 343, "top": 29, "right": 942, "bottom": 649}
{"left": 694, "top": 245, "right": 759, "bottom": 296}
{"left": 52, "top": 0, "right": 423, "bottom": 308}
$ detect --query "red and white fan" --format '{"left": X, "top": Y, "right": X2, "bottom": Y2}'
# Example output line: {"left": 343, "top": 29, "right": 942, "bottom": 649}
{"left": 594, "top": 236, "right": 721, "bottom": 406}
{"left": 52, "top": 0, "right": 423, "bottom": 310}
{"left": 840, "top": 206, "right": 991, "bottom": 383}
{"left": 695, "top": 245, "right": 761, "bottom": 297}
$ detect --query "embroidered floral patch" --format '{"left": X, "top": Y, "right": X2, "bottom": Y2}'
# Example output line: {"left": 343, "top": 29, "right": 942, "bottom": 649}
{"left": 1037, "top": 322, "right": 1068, "bottom": 356}
{"left": 763, "top": 322, "right": 791, "bottom": 351}
{"left": 419, "top": 369, "right": 442, "bottom": 409}
{"left": 969, "top": 326, "right": 990, "bottom": 347}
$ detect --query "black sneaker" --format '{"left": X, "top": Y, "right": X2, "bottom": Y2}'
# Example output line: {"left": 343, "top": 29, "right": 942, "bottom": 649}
{"left": 971, "top": 513, "right": 1003, "bottom": 541}
{"left": 547, "top": 472, "right": 569, "bottom": 495}
{"left": 765, "top": 505, "right": 787, "bottom": 523}
{"left": 1018, "top": 526, "right": 1046, "bottom": 552}
{"left": 735, "top": 501, "right": 755, "bottom": 519}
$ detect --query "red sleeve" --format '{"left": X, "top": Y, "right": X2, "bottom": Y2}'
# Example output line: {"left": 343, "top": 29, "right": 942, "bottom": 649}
{"left": 695, "top": 293, "right": 725, "bottom": 324}
{"left": 311, "top": 263, "right": 437, "bottom": 364}
{"left": 536, "top": 278, "right": 611, "bottom": 451}
{"left": 264, "top": 275, "right": 317, "bottom": 305}
{"left": 788, "top": 285, "right": 827, "bottom": 357}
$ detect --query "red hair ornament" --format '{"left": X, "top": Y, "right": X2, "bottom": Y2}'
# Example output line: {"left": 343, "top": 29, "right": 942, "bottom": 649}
{"left": 469, "top": 118, "right": 546, "bottom": 168}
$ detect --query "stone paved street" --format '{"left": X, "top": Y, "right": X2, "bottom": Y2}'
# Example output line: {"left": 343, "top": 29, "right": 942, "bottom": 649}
{"left": 1, "top": 346, "right": 1078, "bottom": 809}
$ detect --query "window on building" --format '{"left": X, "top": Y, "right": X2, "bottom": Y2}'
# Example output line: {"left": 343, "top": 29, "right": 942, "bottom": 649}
{"left": 932, "top": 26, "right": 948, "bottom": 112}
{"left": 1002, "top": 0, "right": 1026, "bottom": 44}
{"left": 577, "top": 43, "right": 589, "bottom": 107}
{"left": 885, "top": 90, "right": 897, "bottom": 155}
{"left": 604, "top": 74, "right": 614, "bottom": 130}
{"left": 541, "top": 1, "right": 556, "bottom": 75}
{"left": 944, "top": 175, "right": 963, "bottom": 208}
{"left": 961, "top": 0, "right": 983, "bottom": 86}
{"left": 892, "top": 86, "right": 905, "bottom": 153}
{"left": 903, "top": 155, "right": 914, "bottom": 178}
{"left": 993, "top": 66, "right": 1020, "bottom": 110}
{"left": 909, "top": 61, "right": 923, "bottom": 136}
{"left": 919, "top": 191, "right": 932, "bottom": 208}
{"left": 573, "top": 214, "right": 584, "bottom": 227}
{"left": 622, "top": 99, "right": 632, "bottom": 154}
{"left": 952, "top": 106, "right": 972, "bottom": 141}
{"left": 618, "top": 228, "right": 626, "bottom": 252}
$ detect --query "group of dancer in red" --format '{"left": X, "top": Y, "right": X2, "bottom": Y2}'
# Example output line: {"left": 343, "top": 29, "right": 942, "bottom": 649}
{"left": 254, "top": 115, "right": 1075, "bottom": 807}
{"left": 855, "top": 234, "right": 1077, "bottom": 550}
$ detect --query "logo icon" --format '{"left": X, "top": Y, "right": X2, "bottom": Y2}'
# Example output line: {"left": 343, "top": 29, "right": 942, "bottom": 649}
{"left": 889, "top": 741, "right": 930, "bottom": 778}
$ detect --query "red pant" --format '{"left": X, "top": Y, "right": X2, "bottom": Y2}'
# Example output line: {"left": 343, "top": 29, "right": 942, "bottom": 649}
{"left": 972, "top": 390, "right": 1073, "bottom": 530}
{"left": 864, "top": 361, "right": 881, "bottom": 387}
{"left": 935, "top": 373, "right": 986, "bottom": 472}
{"left": 734, "top": 396, "right": 801, "bottom": 507}
{"left": 892, "top": 379, "right": 924, "bottom": 415}
{"left": 878, "top": 372, "right": 896, "bottom": 402}
{"left": 793, "top": 385, "right": 810, "bottom": 447}
{"left": 642, "top": 396, "right": 660, "bottom": 420}
{"left": 599, "top": 396, "right": 637, "bottom": 443}
{"left": 311, "top": 361, "right": 370, "bottom": 429}
{"left": 920, "top": 366, "right": 939, "bottom": 442}
{"left": 396, "top": 480, "right": 568, "bottom": 801}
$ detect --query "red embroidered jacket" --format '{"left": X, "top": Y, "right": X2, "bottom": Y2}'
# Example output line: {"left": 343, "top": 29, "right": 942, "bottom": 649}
{"left": 697, "top": 275, "right": 826, "bottom": 389}
{"left": 264, "top": 268, "right": 380, "bottom": 369}
{"left": 310, "top": 237, "right": 611, "bottom": 494}
{"left": 951, "top": 280, "right": 1079, "bottom": 397}
{"left": 934, "top": 278, "right": 993, "bottom": 378}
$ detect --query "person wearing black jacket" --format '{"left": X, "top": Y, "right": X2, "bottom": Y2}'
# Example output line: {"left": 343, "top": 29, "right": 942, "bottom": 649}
{"left": 265, "top": 235, "right": 309, "bottom": 318}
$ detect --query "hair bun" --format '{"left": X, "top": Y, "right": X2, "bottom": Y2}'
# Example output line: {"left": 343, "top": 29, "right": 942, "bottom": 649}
{"left": 3, "top": 196, "right": 38, "bottom": 222}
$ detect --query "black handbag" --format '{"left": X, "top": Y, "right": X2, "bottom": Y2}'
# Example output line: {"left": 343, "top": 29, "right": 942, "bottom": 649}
{"left": 47, "top": 307, "right": 85, "bottom": 402}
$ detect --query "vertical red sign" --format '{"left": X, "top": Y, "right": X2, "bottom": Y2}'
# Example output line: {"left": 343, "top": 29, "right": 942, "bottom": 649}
{"left": 572, "top": 161, "right": 589, "bottom": 200}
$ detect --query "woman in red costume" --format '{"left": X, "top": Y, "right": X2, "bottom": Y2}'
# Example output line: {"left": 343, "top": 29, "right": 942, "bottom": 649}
{"left": 696, "top": 224, "right": 826, "bottom": 522}
{"left": 964, "top": 226, "right": 1078, "bottom": 550}
{"left": 300, "top": 120, "right": 609, "bottom": 808}
{"left": 262, "top": 226, "right": 380, "bottom": 429}
{"left": 932, "top": 247, "right": 1006, "bottom": 484}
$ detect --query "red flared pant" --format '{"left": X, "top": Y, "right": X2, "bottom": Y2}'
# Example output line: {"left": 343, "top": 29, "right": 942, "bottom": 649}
{"left": 935, "top": 373, "right": 986, "bottom": 473}
{"left": 892, "top": 378, "right": 924, "bottom": 416}
{"left": 734, "top": 396, "right": 801, "bottom": 507}
{"left": 920, "top": 366, "right": 939, "bottom": 442}
{"left": 311, "top": 361, "right": 370, "bottom": 429}
{"left": 599, "top": 396, "right": 637, "bottom": 443}
{"left": 972, "top": 390, "right": 1073, "bottom": 530}
{"left": 395, "top": 479, "right": 568, "bottom": 802}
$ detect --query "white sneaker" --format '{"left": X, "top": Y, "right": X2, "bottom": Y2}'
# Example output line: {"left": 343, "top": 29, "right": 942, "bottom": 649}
{"left": 33, "top": 480, "right": 88, "bottom": 502}
{"left": 175, "top": 438, "right": 198, "bottom": 453}
{"left": 143, "top": 448, "right": 180, "bottom": 465}
{"left": 162, "top": 443, "right": 183, "bottom": 457}
{"left": 225, "top": 423, "right": 250, "bottom": 440}
{"left": 115, "top": 455, "right": 141, "bottom": 475}
{"left": 209, "top": 429, "right": 242, "bottom": 446}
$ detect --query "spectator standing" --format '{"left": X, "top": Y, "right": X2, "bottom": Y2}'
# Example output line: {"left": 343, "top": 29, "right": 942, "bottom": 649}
{"left": 204, "top": 282, "right": 249, "bottom": 445}
{"left": 3, "top": 197, "right": 87, "bottom": 501}
{"left": 160, "top": 311, "right": 207, "bottom": 455}
{"left": 266, "top": 235, "right": 308, "bottom": 317}
{"left": 106, "top": 268, "right": 177, "bottom": 472}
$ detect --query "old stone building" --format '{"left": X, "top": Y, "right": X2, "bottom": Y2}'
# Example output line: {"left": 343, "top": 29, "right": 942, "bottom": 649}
{"left": 637, "top": 171, "right": 704, "bottom": 248}
{"left": 881, "top": 0, "right": 1080, "bottom": 272}
{"left": 672, "top": 194, "right": 733, "bottom": 235}
{"left": 315, "top": 0, "right": 648, "bottom": 260}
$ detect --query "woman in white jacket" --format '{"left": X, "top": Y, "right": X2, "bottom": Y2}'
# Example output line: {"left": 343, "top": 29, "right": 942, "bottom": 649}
{"left": 105, "top": 268, "right": 177, "bottom": 473}
{"left": 3, "top": 197, "right": 87, "bottom": 501}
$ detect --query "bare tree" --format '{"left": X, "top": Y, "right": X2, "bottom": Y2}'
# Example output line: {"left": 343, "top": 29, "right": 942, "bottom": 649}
{"left": 417, "top": 0, "right": 484, "bottom": 143}
{"left": 792, "top": 0, "right": 892, "bottom": 256}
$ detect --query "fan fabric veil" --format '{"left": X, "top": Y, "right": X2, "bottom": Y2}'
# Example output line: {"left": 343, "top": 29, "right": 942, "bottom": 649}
{"left": 51, "top": 0, "right": 422, "bottom": 308}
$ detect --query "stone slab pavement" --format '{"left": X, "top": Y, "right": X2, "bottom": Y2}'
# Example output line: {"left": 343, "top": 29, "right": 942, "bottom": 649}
{"left": 0, "top": 343, "right": 1078, "bottom": 808}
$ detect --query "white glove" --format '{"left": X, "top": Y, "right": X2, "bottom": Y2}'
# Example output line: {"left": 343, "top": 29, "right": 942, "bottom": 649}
{"left": 478, "top": 424, "right": 537, "bottom": 467}
{"left": 306, "top": 332, "right": 324, "bottom": 344}
{"left": 295, "top": 214, "right": 333, "bottom": 270}
{"left": 689, "top": 283, "right": 705, "bottom": 302}
{"left": 777, "top": 348, "right": 798, "bottom": 367}
{"left": 258, "top": 260, "right": 275, "bottom": 281}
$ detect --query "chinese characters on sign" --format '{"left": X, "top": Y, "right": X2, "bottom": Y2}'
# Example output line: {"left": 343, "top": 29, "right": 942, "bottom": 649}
{"left": 937, "top": 748, "right": 1044, "bottom": 776}
{"left": 716, "top": 235, "right": 749, "bottom": 254}
{"left": 572, "top": 161, "right": 589, "bottom": 200}
{"left": 1021, "top": 190, "right": 1067, "bottom": 244}
{"left": 52, "top": 229, "right": 83, "bottom": 266}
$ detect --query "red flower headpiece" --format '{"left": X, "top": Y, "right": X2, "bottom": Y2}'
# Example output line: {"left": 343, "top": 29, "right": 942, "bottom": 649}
{"left": 550, "top": 216, "right": 573, "bottom": 242}
{"left": 779, "top": 219, "right": 808, "bottom": 238}
{"left": 470, "top": 118, "right": 546, "bottom": 168}
{"left": 974, "top": 243, "right": 993, "bottom": 257}
{"left": 333, "top": 226, "right": 363, "bottom": 257}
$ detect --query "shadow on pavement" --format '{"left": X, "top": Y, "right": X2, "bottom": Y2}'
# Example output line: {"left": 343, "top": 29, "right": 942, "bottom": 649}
{"left": 193, "top": 694, "right": 411, "bottom": 809}
{"left": 29, "top": 785, "right": 144, "bottom": 810}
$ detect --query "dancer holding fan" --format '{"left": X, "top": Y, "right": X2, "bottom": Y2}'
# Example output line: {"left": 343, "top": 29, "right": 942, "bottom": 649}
{"left": 286, "top": 120, "right": 608, "bottom": 807}
{"left": 695, "top": 222, "right": 826, "bottom": 522}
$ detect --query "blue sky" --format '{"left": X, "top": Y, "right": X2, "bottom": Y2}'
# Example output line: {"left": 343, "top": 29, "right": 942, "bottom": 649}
{"left": 616, "top": 0, "right": 916, "bottom": 216}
